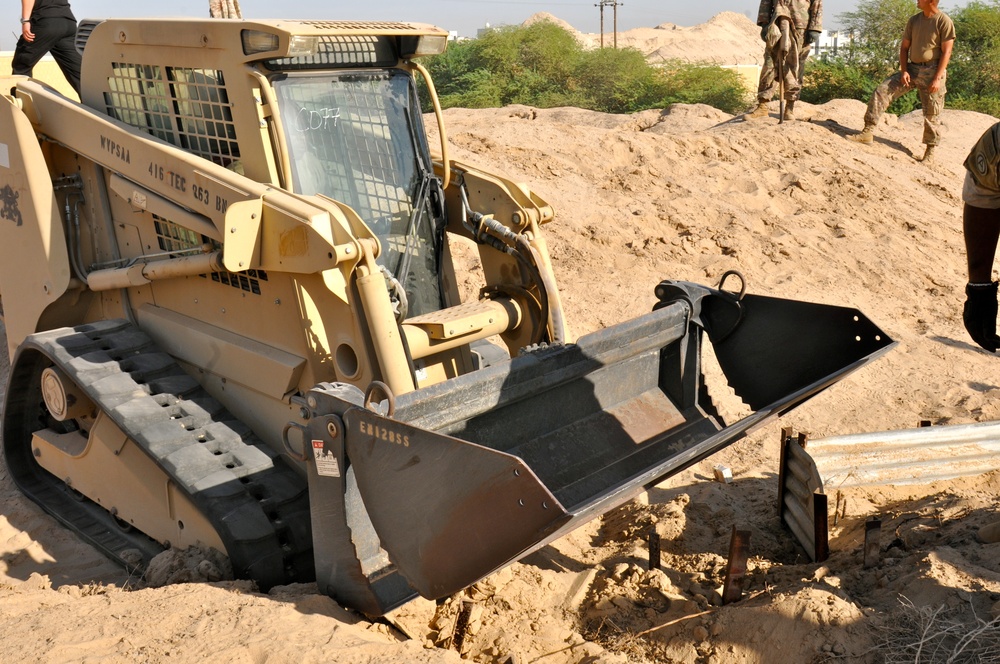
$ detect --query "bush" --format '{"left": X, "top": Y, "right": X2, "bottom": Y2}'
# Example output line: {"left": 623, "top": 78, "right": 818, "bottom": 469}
{"left": 801, "top": 57, "right": 919, "bottom": 116}
{"left": 422, "top": 9, "right": 1000, "bottom": 118}
{"left": 801, "top": 59, "right": 872, "bottom": 103}
{"left": 653, "top": 61, "right": 752, "bottom": 115}
{"left": 948, "top": 95, "right": 1000, "bottom": 118}
{"left": 572, "top": 47, "right": 661, "bottom": 113}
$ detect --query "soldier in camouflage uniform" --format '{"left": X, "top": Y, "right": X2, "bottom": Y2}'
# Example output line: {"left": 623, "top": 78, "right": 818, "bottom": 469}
{"left": 961, "top": 122, "right": 1000, "bottom": 352}
{"left": 746, "top": 0, "right": 823, "bottom": 122}
{"left": 848, "top": 0, "right": 955, "bottom": 163}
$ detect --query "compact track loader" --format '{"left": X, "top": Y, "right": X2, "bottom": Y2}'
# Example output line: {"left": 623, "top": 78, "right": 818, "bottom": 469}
{"left": 0, "top": 18, "right": 894, "bottom": 616}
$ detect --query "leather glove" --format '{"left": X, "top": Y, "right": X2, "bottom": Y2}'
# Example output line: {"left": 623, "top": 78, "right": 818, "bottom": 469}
{"left": 964, "top": 282, "right": 1000, "bottom": 352}
{"left": 760, "top": 25, "right": 769, "bottom": 41}
{"left": 804, "top": 30, "right": 821, "bottom": 46}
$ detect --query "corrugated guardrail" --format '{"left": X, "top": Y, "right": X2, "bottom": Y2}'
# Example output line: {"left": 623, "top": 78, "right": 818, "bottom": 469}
{"left": 807, "top": 420, "right": 1000, "bottom": 489}
{"left": 778, "top": 420, "right": 1000, "bottom": 561}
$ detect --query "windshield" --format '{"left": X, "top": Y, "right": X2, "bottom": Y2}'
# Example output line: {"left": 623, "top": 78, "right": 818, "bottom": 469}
{"left": 273, "top": 70, "right": 442, "bottom": 317}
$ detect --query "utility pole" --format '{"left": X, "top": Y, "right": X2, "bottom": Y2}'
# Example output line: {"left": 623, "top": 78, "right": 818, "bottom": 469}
{"left": 595, "top": 0, "right": 622, "bottom": 49}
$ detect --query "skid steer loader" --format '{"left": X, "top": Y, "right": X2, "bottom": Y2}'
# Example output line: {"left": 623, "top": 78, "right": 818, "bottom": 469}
{"left": 0, "top": 18, "right": 894, "bottom": 616}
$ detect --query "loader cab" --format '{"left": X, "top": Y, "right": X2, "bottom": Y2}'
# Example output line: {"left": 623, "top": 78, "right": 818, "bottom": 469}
{"left": 81, "top": 19, "right": 452, "bottom": 320}
{"left": 230, "top": 26, "right": 450, "bottom": 318}
{"left": 270, "top": 66, "right": 444, "bottom": 317}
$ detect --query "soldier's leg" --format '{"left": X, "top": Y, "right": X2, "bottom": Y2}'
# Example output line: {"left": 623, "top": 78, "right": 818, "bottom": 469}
{"left": 963, "top": 203, "right": 1000, "bottom": 351}
{"left": 756, "top": 49, "right": 778, "bottom": 102}
{"left": 915, "top": 75, "right": 946, "bottom": 146}
{"left": 786, "top": 38, "right": 812, "bottom": 101}
{"left": 778, "top": 36, "right": 808, "bottom": 121}
{"left": 48, "top": 19, "right": 82, "bottom": 94}
{"left": 11, "top": 17, "right": 73, "bottom": 78}
{"left": 747, "top": 49, "right": 777, "bottom": 118}
{"left": 962, "top": 168, "right": 1000, "bottom": 351}
{"left": 967, "top": 206, "right": 1000, "bottom": 283}
{"left": 863, "top": 71, "right": 911, "bottom": 128}
{"left": 10, "top": 35, "right": 47, "bottom": 77}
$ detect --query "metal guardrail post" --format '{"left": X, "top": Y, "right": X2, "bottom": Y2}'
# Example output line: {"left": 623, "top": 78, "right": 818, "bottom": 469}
{"left": 778, "top": 428, "right": 829, "bottom": 562}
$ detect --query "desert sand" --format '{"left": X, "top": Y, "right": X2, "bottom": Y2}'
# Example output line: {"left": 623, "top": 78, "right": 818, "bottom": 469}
{"left": 525, "top": 11, "right": 766, "bottom": 65}
{"left": 1, "top": 13, "right": 999, "bottom": 664}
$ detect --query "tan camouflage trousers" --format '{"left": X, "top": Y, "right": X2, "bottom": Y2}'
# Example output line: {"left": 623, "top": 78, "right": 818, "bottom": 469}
{"left": 756, "top": 30, "right": 812, "bottom": 102}
{"left": 864, "top": 62, "right": 946, "bottom": 146}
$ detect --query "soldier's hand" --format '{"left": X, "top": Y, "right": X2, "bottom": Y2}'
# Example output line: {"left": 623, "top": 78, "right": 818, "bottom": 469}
{"left": 804, "top": 30, "right": 821, "bottom": 46}
{"left": 900, "top": 70, "right": 912, "bottom": 88}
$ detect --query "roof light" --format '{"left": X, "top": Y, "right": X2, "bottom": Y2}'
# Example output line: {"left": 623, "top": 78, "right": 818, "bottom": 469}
{"left": 400, "top": 34, "right": 448, "bottom": 58}
{"left": 242, "top": 30, "right": 280, "bottom": 55}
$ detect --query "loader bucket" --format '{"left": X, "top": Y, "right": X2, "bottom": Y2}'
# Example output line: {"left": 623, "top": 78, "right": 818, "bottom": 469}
{"left": 309, "top": 279, "right": 894, "bottom": 610}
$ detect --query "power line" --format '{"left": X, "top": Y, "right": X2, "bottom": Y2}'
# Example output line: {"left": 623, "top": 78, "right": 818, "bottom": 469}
{"left": 595, "top": 0, "right": 622, "bottom": 48}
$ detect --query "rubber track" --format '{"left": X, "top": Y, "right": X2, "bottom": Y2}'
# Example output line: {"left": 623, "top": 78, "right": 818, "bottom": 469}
{"left": 5, "top": 319, "right": 314, "bottom": 590}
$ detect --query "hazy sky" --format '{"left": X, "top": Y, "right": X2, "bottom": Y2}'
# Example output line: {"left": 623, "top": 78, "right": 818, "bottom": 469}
{"left": 2, "top": 0, "right": 946, "bottom": 51}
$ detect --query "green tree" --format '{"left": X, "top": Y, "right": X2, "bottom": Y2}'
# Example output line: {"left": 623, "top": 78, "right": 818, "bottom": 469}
{"left": 947, "top": 1, "right": 1000, "bottom": 115}
{"left": 837, "top": 0, "right": 917, "bottom": 80}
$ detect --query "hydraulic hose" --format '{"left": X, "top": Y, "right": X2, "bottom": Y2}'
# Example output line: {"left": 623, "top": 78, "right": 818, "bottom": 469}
{"left": 520, "top": 237, "right": 565, "bottom": 344}
{"left": 459, "top": 184, "right": 561, "bottom": 345}
{"left": 54, "top": 176, "right": 89, "bottom": 280}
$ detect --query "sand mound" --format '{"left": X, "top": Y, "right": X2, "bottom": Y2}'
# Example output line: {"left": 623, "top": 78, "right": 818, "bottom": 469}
{"left": 521, "top": 11, "right": 579, "bottom": 34}
{"left": 524, "top": 10, "right": 765, "bottom": 65}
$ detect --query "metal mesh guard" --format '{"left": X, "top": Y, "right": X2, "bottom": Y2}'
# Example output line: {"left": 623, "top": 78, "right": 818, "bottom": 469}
{"left": 265, "top": 35, "right": 396, "bottom": 70}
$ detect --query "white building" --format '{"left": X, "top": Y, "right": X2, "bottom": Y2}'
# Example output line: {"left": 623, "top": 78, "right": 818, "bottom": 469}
{"left": 810, "top": 29, "right": 855, "bottom": 59}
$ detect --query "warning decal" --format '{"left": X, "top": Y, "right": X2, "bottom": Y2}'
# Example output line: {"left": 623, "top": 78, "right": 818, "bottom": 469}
{"left": 312, "top": 440, "right": 341, "bottom": 477}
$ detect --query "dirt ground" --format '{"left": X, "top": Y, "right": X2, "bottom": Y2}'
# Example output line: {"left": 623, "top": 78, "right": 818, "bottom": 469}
{"left": 2, "top": 13, "right": 1000, "bottom": 664}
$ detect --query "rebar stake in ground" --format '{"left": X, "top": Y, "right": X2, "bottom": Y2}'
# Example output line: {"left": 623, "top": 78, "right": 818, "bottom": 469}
{"left": 722, "top": 526, "right": 751, "bottom": 604}
{"left": 864, "top": 518, "right": 882, "bottom": 569}
{"left": 648, "top": 527, "right": 661, "bottom": 571}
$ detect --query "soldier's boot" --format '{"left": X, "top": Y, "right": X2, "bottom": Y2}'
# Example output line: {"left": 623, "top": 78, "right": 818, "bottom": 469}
{"left": 746, "top": 100, "right": 770, "bottom": 120}
{"left": 916, "top": 145, "right": 936, "bottom": 163}
{"left": 783, "top": 100, "right": 796, "bottom": 121}
{"left": 849, "top": 125, "right": 875, "bottom": 144}
{"left": 963, "top": 281, "right": 1000, "bottom": 352}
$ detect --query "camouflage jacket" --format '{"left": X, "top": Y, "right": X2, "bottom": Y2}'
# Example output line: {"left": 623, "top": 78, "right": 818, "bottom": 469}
{"left": 966, "top": 122, "right": 1000, "bottom": 194}
{"left": 757, "top": 0, "right": 823, "bottom": 33}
